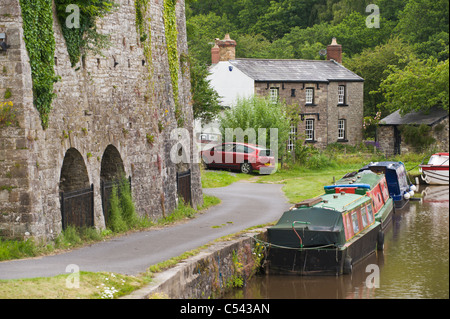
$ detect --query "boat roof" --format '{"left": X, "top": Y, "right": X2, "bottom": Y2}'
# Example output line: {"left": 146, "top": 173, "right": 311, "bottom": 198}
{"left": 272, "top": 193, "right": 370, "bottom": 231}
{"left": 359, "top": 161, "right": 406, "bottom": 173}
{"left": 314, "top": 193, "right": 371, "bottom": 212}
{"left": 326, "top": 170, "right": 383, "bottom": 190}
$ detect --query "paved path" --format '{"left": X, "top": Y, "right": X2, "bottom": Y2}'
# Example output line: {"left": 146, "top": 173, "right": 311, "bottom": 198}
{"left": 0, "top": 182, "right": 290, "bottom": 280}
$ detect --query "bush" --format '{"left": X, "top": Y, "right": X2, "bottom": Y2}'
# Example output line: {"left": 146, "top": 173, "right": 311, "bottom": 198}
{"left": 107, "top": 186, "right": 128, "bottom": 233}
{"left": 106, "top": 178, "right": 141, "bottom": 233}
{"left": 219, "top": 96, "right": 290, "bottom": 156}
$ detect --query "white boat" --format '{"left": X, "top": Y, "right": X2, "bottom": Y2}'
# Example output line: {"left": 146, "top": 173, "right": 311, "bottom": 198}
{"left": 419, "top": 153, "right": 449, "bottom": 185}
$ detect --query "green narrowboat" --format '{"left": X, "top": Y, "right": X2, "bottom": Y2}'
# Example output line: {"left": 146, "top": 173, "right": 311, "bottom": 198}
{"left": 266, "top": 171, "right": 392, "bottom": 276}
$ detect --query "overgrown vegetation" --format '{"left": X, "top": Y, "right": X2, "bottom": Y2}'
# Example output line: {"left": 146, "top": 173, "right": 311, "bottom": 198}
{"left": 163, "top": 0, "right": 182, "bottom": 125}
{"left": 0, "top": 101, "right": 16, "bottom": 127}
{"left": 400, "top": 124, "right": 436, "bottom": 152}
{"left": 55, "top": 0, "right": 116, "bottom": 67}
{"left": 19, "top": 0, "right": 58, "bottom": 129}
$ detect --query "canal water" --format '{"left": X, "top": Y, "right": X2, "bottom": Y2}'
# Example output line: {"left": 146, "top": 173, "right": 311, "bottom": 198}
{"left": 224, "top": 186, "right": 449, "bottom": 299}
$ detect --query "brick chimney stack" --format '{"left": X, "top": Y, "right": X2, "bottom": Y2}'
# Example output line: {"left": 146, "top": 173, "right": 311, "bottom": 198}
{"left": 211, "top": 34, "right": 237, "bottom": 64}
{"left": 327, "top": 37, "right": 342, "bottom": 64}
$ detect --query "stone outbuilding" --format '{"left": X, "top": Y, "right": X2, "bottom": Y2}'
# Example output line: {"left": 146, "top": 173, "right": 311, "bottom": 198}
{"left": 377, "top": 107, "right": 449, "bottom": 156}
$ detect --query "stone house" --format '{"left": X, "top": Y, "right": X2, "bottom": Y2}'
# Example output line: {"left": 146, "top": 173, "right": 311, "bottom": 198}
{"left": 377, "top": 107, "right": 449, "bottom": 156}
{"left": 206, "top": 35, "right": 365, "bottom": 150}
{"left": 0, "top": 0, "right": 202, "bottom": 240}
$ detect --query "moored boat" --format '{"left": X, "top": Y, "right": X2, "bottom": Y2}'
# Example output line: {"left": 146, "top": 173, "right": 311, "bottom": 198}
{"left": 324, "top": 170, "right": 394, "bottom": 230}
{"left": 359, "top": 161, "right": 416, "bottom": 209}
{"left": 266, "top": 185, "right": 388, "bottom": 276}
{"left": 419, "top": 153, "right": 449, "bottom": 185}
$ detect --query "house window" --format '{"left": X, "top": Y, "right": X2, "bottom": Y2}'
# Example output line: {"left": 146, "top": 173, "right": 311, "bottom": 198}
{"left": 338, "top": 85, "right": 346, "bottom": 105}
{"left": 305, "top": 88, "right": 314, "bottom": 105}
{"left": 338, "top": 119, "right": 346, "bottom": 140}
{"left": 305, "top": 119, "right": 314, "bottom": 141}
{"left": 270, "top": 88, "right": 279, "bottom": 103}
{"left": 288, "top": 123, "right": 297, "bottom": 151}
{"left": 291, "top": 89, "right": 296, "bottom": 97}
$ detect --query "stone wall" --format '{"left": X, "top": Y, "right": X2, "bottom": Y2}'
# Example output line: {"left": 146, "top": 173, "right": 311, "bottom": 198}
{"left": 378, "top": 117, "right": 449, "bottom": 157}
{"left": 254, "top": 80, "right": 364, "bottom": 150}
{"left": 0, "top": 0, "right": 202, "bottom": 240}
{"left": 124, "top": 229, "right": 266, "bottom": 299}
{"left": 377, "top": 126, "right": 396, "bottom": 157}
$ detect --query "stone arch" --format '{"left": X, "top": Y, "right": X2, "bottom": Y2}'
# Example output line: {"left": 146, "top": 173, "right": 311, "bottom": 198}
{"left": 100, "top": 145, "right": 125, "bottom": 182}
{"left": 60, "top": 148, "right": 90, "bottom": 193}
{"left": 100, "top": 145, "right": 126, "bottom": 224}
{"left": 59, "top": 148, "right": 93, "bottom": 229}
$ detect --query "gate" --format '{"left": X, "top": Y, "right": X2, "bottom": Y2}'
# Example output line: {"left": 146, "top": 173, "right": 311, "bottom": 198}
{"left": 177, "top": 170, "right": 192, "bottom": 205}
{"left": 101, "top": 176, "right": 132, "bottom": 226}
{"left": 60, "top": 184, "right": 94, "bottom": 230}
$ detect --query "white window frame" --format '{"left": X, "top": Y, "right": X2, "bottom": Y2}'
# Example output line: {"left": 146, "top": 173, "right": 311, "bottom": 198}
{"left": 338, "top": 85, "right": 346, "bottom": 105}
{"left": 338, "top": 119, "right": 346, "bottom": 140}
{"left": 305, "top": 119, "right": 314, "bottom": 141}
{"left": 288, "top": 123, "right": 297, "bottom": 151}
{"left": 270, "top": 88, "right": 279, "bottom": 103}
{"left": 305, "top": 88, "right": 314, "bottom": 104}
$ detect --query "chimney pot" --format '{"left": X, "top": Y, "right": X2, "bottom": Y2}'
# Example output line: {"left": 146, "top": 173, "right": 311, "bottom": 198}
{"left": 211, "top": 34, "right": 236, "bottom": 64}
{"left": 327, "top": 37, "right": 343, "bottom": 64}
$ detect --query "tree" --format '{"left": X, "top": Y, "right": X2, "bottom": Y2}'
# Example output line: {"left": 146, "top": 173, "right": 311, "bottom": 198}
{"left": 377, "top": 57, "right": 449, "bottom": 115}
{"left": 219, "top": 96, "right": 290, "bottom": 155}
{"left": 190, "top": 57, "right": 222, "bottom": 123}
{"left": 346, "top": 37, "right": 415, "bottom": 117}
{"left": 395, "top": 0, "right": 449, "bottom": 59}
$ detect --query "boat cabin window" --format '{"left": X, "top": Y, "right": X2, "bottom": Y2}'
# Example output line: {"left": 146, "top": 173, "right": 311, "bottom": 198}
{"left": 352, "top": 212, "right": 360, "bottom": 233}
{"left": 367, "top": 204, "right": 374, "bottom": 224}
{"left": 345, "top": 213, "right": 353, "bottom": 239}
{"left": 361, "top": 207, "right": 369, "bottom": 228}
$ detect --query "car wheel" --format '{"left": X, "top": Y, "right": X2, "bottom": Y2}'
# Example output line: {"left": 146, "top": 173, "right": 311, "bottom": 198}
{"left": 240, "top": 162, "right": 252, "bottom": 174}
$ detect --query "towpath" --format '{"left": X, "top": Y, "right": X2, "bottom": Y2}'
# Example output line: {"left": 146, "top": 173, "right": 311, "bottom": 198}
{"left": 0, "top": 181, "right": 290, "bottom": 280}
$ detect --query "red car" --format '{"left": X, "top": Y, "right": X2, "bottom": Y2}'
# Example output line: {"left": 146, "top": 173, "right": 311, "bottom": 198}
{"left": 201, "top": 142, "right": 276, "bottom": 174}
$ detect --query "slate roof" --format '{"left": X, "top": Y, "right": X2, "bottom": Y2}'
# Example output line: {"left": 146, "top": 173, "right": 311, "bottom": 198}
{"left": 228, "top": 58, "right": 364, "bottom": 83}
{"left": 379, "top": 107, "right": 449, "bottom": 126}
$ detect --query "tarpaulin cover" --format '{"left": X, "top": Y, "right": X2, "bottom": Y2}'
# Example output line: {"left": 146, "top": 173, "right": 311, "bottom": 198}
{"left": 268, "top": 208, "right": 346, "bottom": 248}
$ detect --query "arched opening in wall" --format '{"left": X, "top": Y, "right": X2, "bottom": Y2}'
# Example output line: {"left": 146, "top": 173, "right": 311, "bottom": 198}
{"left": 59, "top": 148, "right": 94, "bottom": 230}
{"left": 100, "top": 145, "right": 126, "bottom": 225}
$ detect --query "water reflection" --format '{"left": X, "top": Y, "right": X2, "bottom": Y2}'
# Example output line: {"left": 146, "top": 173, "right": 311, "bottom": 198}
{"left": 224, "top": 186, "right": 449, "bottom": 299}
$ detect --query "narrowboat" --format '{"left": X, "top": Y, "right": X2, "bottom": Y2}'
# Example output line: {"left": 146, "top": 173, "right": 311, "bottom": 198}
{"left": 419, "top": 153, "right": 449, "bottom": 185}
{"left": 324, "top": 170, "right": 394, "bottom": 230}
{"left": 359, "top": 161, "right": 416, "bottom": 209}
{"left": 266, "top": 187, "right": 387, "bottom": 276}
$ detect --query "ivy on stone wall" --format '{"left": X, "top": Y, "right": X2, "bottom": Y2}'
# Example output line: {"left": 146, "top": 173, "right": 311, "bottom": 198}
{"left": 163, "top": 0, "right": 183, "bottom": 126}
{"left": 55, "top": 0, "right": 116, "bottom": 67}
{"left": 19, "top": 0, "right": 57, "bottom": 129}
{"left": 135, "top": 0, "right": 152, "bottom": 77}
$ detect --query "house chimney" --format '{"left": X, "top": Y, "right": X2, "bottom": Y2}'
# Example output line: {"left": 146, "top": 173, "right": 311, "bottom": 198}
{"left": 327, "top": 37, "right": 342, "bottom": 64}
{"left": 211, "top": 34, "right": 236, "bottom": 64}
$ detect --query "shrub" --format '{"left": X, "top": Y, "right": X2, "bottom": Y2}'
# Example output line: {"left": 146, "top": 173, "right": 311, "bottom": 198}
{"left": 107, "top": 186, "right": 128, "bottom": 233}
